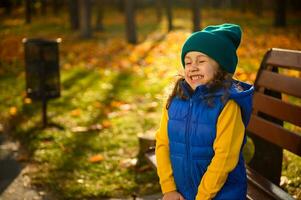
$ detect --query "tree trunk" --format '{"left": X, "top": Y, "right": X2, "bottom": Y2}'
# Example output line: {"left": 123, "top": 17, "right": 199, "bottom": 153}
{"left": 164, "top": 0, "right": 173, "bottom": 32}
{"left": 96, "top": 0, "right": 104, "bottom": 31}
{"left": 155, "top": 0, "right": 162, "bottom": 22}
{"left": 52, "top": 0, "right": 59, "bottom": 15}
{"left": 191, "top": 0, "right": 201, "bottom": 32}
{"left": 117, "top": 0, "right": 124, "bottom": 13}
{"left": 240, "top": 0, "right": 248, "bottom": 13}
{"left": 125, "top": 0, "right": 137, "bottom": 44}
{"left": 40, "top": 0, "right": 47, "bottom": 15}
{"left": 290, "top": 0, "right": 301, "bottom": 12}
{"left": 15, "top": 0, "right": 23, "bottom": 7}
{"left": 274, "top": 0, "right": 286, "bottom": 27}
{"left": 3, "top": 0, "right": 13, "bottom": 15}
{"left": 212, "top": 0, "right": 222, "bottom": 8}
{"left": 25, "top": 0, "right": 32, "bottom": 24}
{"left": 79, "top": 0, "right": 92, "bottom": 38}
{"left": 68, "top": 0, "right": 79, "bottom": 30}
{"left": 253, "top": 0, "right": 262, "bottom": 17}
{"left": 222, "top": 0, "right": 231, "bottom": 8}
{"left": 231, "top": 0, "right": 239, "bottom": 9}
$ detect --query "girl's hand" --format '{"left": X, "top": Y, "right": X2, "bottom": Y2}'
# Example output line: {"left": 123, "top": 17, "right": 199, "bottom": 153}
{"left": 163, "top": 191, "right": 185, "bottom": 200}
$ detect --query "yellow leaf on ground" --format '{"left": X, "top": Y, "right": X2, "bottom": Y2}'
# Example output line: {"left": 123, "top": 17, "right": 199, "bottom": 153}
{"left": 24, "top": 98, "right": 32, "bottom": 104}
{"left": 9, "top": 107, "right": 17, "bottom": 116}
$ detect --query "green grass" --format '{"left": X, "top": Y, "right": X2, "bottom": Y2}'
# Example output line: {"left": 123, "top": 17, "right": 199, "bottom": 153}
{"left": 1, "top": 6, "right": 301, "bottom": 199}
{"left": 13, "top": 65, "right": 163, "bottom": 199}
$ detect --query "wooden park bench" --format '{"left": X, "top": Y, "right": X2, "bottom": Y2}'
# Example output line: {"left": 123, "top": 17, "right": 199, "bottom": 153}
{"left": 141, "top": 48, "right": 301, "bottom": 200}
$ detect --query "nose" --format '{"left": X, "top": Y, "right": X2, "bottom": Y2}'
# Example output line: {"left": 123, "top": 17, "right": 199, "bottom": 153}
{"left": 189, "top": 63, "right": 199, "bottom": 72}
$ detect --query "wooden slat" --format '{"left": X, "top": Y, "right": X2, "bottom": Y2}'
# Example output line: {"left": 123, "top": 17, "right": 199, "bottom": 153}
{"left": 257, "top": 70, "right": 301, "bottom": 98}
{"left": 246, "top": 166, "right": 295, "bottom": 200}
{"left": 247, "top": 181, "right": 275, "bottom": 200}
{"left": 247, "top": 115, "right": 301, "bottom": 156}
{"left": 265, "top": 48, "right": 301, "bottom": 71}
{"left": 253, "top": 92, "right": 301, "bottom": 127}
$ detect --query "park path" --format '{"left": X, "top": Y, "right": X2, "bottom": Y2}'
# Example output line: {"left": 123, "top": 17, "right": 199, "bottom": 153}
{"left": 0, "top": 128, "right": 58, "bottom": 200}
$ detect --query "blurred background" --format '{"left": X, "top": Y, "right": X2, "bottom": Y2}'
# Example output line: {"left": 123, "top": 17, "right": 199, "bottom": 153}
{"left": 0, "top": 0, "right": 300, "bottom": 199}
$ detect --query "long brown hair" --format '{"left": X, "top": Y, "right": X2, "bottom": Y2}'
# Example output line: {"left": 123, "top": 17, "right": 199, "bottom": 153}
{"left": 166, "top": 68, "right": 233, "bottom": 109}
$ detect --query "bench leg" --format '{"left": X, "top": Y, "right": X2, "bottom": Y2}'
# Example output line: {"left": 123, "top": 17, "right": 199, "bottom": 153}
{"left": 247, "top": 132, "right": 283, "bottom": 185}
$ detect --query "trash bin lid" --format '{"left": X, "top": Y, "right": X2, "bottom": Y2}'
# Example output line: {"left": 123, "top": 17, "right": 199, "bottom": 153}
{"left": 22, "top": 38, "right": 62, "bottom": 45}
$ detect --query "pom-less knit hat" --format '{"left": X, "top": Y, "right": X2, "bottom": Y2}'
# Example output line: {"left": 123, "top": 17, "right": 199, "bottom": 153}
{"left": 181, "top": 23, "right": 242, "bottom": 74}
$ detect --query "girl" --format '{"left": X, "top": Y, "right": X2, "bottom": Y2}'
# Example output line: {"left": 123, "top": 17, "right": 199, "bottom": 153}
{"left": 155, "top": 23, "right": 254, "bottom": 200}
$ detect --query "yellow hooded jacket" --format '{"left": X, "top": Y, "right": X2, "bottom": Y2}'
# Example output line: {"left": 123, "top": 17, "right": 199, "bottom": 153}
{"left": 155, "top": 100, "right": 245, "bottom": 200}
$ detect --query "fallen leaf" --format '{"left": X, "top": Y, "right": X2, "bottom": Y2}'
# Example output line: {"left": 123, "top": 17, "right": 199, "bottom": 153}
{"left": 94, "top": 101, "right": 103, "bottom": 108}
{"left": 89, "top": 124, "right": 103, "bottom": 131}
{"left": 71, "top": 124, "right": 103, "bottom": 133}
{"left": 102, "top": 120, "right": 111, "bottom": 128}
{"left": 9, "top": 106, "right": 17, "bottom": 116}
{"left": 280, "top": 176, "right": 288, "bottom": 187}
{"left": 119, "top": 158, "right": 137, "bottom": 168}
{"left": 111, "top": 101, "right": 124, "bottom": 108}
{"left": 71, "top": 108, "right": 81, "bottom": 117}
{"left": 71, "top": 126, "right": 88, "bottom": 132}
{"left": 88, "top": 154, "right": 104, "bottom": 163}
{"left": 77, "top": 179, "right": 84, "bottom": 183}
{"left": 24, "top": 97, "right": 32, "bottom": 104}
{"left": 119, "top": 104, "right": 131, "bottom": 111}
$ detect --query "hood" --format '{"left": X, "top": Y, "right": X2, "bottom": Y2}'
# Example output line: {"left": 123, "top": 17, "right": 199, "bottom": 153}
{"left": 180, "top": 79, "right": 254, "bottom": 127}
{"left": 228, "top": 80, "right": 254, "bottom": 127}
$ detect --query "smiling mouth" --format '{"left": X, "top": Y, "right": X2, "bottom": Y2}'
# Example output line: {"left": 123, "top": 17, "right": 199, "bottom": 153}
{"left": 190, "top": 75, "right": 204, "bottom": 80}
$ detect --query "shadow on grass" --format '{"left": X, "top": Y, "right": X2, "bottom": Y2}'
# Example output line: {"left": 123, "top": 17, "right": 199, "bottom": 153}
{"left": 41, "top": 70, "right": 136, "bottom": 199}
{"left": 12, "top": 31, "right": 166, "bottom": 199}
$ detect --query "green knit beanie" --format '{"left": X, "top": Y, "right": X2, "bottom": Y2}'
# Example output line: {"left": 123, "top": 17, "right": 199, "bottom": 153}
{"left": 181, "top": 23, "right": 242, "bottom": 74}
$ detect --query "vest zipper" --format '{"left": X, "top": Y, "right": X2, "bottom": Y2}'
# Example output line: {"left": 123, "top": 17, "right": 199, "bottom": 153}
{"left": 185, "top": 99, "right": 195, "bottom": 197}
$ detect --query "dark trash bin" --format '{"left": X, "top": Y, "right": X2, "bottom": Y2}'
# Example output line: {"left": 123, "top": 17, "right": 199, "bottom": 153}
{"left": 23, "top": 38, "right": 62, "bottom": 127}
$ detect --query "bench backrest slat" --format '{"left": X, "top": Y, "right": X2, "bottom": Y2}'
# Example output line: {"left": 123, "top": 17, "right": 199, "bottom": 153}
{"left": 253, "top": 92, "right": 301, "bottom": 127}
{"left": 256, "top": 70, "right": 301, "bottom": 98}
{"left": 265, "top": 48, "right": 301, "bottom": 70}
{"left": 248, "top": 115, "right": 301, "bottom": 156}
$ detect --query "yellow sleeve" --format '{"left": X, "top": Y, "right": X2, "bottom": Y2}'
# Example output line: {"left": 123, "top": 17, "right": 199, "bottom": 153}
{"left": 155, "top": 103, "right": 177, "bottom": 194}
{"left": 196, "top": 100, "right": 245, "bottom": 200}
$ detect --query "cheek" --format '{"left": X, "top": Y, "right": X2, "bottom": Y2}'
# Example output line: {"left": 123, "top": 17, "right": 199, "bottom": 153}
{"left": 184, "top": 70, "right": 194, "bottom": 86}
{"left": 184, "top": 73, "right": 191, "bottom": 83}
{"left": 207, "top": 71, "right": 215, "bottom": 80}
{"left": 206, "top": 66, "right": 217, "bottom": 79}
{"left": 184, "top": 68, "right": 190, "bottom": 78}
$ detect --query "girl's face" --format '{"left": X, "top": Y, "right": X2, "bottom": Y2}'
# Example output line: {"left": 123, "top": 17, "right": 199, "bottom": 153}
{"left": 184, "top": 51, "right": 219, "bottom": 90}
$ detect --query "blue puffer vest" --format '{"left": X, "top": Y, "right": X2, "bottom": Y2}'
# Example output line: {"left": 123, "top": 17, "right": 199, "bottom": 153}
{"left": 168, "top": 80, "right": 254, "bottom": 200}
